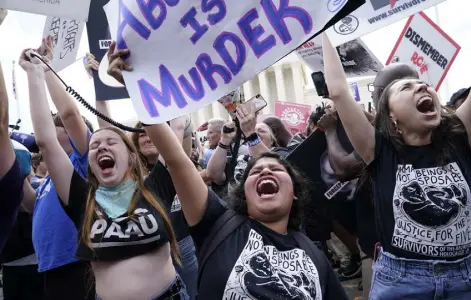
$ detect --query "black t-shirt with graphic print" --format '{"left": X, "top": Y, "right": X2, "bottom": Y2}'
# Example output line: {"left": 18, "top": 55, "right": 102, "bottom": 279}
{"left": 369, "top": 130, "right": 471, "bottom": 260}
{"left": 144, "top": 162, "right": 189, "bottom": 241}
{"left": 190, "top": 189, "right": 348, "bottom": 300}
{"left": 66, "top": 166, "right": 171, "bottom": 261}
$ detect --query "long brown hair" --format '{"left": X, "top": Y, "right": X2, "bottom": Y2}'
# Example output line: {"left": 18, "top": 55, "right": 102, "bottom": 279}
{"left": 130, "top": 122, "right": 153, "bottom": 172}
{"left": 81, "top": 127, "right": 180, "bottom": 264}
{"left": 374, "top": 78, "right": 466, "bottom": 165}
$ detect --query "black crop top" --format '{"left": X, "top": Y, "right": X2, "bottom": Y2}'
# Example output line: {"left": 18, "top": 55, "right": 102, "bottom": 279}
{"left": 66, "top": 166, "right": 170, "bottom": 261}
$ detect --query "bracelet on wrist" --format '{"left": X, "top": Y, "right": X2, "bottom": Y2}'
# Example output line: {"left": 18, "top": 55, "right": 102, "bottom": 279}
{"left": 247, "top": 136, "right": 262, "bottom": 147}
{"left": 218, "top": 142, "right": 230, "bottom": 150}
{"left": 245, "top": 132, "right": 258, "bottom": 142}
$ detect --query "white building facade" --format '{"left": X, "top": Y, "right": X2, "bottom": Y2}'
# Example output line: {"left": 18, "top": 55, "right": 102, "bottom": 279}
{"left": 189, "top": 52, "right": 376, "bottom": 127}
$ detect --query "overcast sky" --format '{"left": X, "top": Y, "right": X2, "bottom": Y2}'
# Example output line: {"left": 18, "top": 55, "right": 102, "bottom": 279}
{"left": 1, "top": 0, "right": 467, "bottom": 133}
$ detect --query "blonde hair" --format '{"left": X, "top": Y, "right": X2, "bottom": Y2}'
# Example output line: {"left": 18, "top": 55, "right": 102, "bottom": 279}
{"left": 207, "top": 118, "right": 225, "bottom": 132}
{"left": 81, "top": 127, "right": 180, "bottom": 264}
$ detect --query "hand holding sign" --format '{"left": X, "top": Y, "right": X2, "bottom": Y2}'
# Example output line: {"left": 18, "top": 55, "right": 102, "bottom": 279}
{"left": 84, "top": 53, "right": 99, "bottom": 73}
{"left": 104, "top": 0, "right": 358, "bottom": 124}
{"left": 84, "top": 53, "right": 99, "bottom": 79}
{"left": 36, "top": 35, "right": 55, "bottom": 66}
{"left": 106, "top": 41, "right": 132, "bottom": 86}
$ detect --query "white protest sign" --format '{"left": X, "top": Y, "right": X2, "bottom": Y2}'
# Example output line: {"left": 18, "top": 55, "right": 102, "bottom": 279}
{"left": 43, "top": 16, "right": 84, "bottom": 72}
{"left": 326, "top": 0, "right": 446, "bottom": 46}
{"left": 296, "top": 36, "right": 383, "bottom": 78}
{"left": 386, "top": 12, "right": 460, "bottom": 90}
{"left": 0, "top": 0, "right": 91, "bottom": 21}
{"left": 104, "top": 0, "right": 354, "bottom": 124}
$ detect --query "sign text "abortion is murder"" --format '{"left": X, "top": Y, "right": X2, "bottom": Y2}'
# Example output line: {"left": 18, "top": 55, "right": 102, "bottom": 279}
{"left": 105, "top": 0, "right": 347, "bottom": 123}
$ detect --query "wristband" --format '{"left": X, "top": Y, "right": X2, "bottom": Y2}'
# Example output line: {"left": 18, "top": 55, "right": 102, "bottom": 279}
{"left": 218, "top": 142, "right": 230, "bottom": 150}
{"left": 247, "top": 136, "right": 262, "bottom": 147}
{"left": 245, "top": 132, "right": 258, "bottom": 142}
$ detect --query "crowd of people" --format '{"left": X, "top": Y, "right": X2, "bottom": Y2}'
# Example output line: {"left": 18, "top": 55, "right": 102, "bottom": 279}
{"left": 1, "top": 16, "right": 471, "bottom": 300}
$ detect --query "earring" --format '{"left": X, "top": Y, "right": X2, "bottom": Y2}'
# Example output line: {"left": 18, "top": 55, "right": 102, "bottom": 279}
{"left": 392, "top": 120, "right": 402, "bottom": 135}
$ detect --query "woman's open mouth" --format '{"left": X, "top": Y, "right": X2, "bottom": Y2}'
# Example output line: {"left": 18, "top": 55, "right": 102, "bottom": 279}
{"left": 416, "top": 96, "right": 436, "bottom": 115}
{"left": 256, "top": 178, "right": 279, "bottom": 199}
{"left": 98, "top": 155, "right": 115, "bottom": 175}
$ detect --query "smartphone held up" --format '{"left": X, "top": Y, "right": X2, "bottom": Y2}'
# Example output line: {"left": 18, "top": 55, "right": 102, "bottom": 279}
{"left": 218, "top": 90, "right": 267, "bottom": 120}
{"left": 311, "top": 71, "right": 329, "bottom": 98}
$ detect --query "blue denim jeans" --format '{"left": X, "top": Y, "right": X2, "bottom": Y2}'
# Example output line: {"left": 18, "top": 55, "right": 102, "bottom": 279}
{"left": 175, "top": 236, "right": 198, "bottom": 300}
{"left": 370, "top": 250, "right": 471, "bottom": 300}
{"left": 96, "top": 274, "right": 189, "bottom": 300}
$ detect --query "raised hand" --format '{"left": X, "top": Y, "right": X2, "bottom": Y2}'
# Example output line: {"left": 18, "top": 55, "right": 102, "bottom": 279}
{"left": 84, "top": 53, "right": 99, "bottom": 73}
{"left": 107, "top": 41, "right": 133, "bottom": 85}
{"left": 221, "top": 121, "right": 237, "bottom": 145}
{"left": 18, "top": 49, "right": 44, "bottom": 72}
{"left": 36, "top": 35, "right": 55, "bottom": 65}
{"left": 236, "top": 101, "right": 256, "bottom": 137}
{"left": 318, "top": 108, "right": 338, "bottom": 131}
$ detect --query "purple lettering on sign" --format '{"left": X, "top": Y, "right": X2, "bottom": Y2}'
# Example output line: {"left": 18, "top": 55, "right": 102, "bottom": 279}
{"left": 202, "top": 0, "right": 227, "bottom": 25}
{"left": 178, "top": 68, "right": 205, "bottom": 101}
{"left": 164, "top": 0, "right": 180, "bottom": 7}
{"left": 262, "top": 0, "right": 313, "bottom": 45}
{"left": 196, "top": 53, "right": 232, "bottom": 90}
{"left": 214, "top": 31, "right": 247, "bottom": 76}
{"left": 138, "top": 65, "right": 188, "bottom": 118}
{"left": 136, "top": 0, "right": 167, "bottom": 30}
{"left": 350, "top": 82, "right": 360, "bottom": 102}
{"left": 180, "top": 7, "right": 209, "bottom": 44}
{"left": 117, "top": 0, "right": 151, "bottom": 53}
{"left": 238, "top": 9, "right": 276, "bottom": 58}
{"left": 327, "top": 0, "right": 347, "bottom": 13}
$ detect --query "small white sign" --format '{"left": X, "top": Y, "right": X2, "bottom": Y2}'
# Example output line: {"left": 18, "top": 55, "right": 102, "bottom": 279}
{"left": 326, "top": 0, "right": 446, "bottom": 47}
{"left": 104, "top": 0, "right": 352, "bottom": 124}
{"left": 296, "top": 36, "right": 383, "bottom": 78}
{"left": 386, "top": 12, "right": 460, "bottom": 90}
{"left": 43, "top": 16, "right": 84, "bottom": 72}
{"left": 324, "top": 181, "right": 349, "bottom": 200}
{"left": 0, "top": 0, "right": 91, "bottom": 21}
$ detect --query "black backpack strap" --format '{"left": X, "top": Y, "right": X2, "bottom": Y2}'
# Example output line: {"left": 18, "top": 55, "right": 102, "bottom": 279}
{"left": 291, "top": 231, "right": 323, "bottom": 259}
{"left": 197, "top": 210, "right": 247, "bottom": 288}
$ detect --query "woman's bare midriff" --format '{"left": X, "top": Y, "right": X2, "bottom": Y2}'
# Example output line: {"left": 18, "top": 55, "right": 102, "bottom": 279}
{"left": 92, "top": 243, "right": 176, "bottom": 300}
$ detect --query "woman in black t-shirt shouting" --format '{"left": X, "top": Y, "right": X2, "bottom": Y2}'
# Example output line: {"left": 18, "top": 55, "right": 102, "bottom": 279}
{"left": 322, "top": 32, "right": 471, "bottom": 300}
{"left": 108, "top": 67, "right": 347, "bottom": 300}
{"left": 142, "top": 123, "right": 348, "bottom": 299}
{"left": 18, "top": 51, "right": 189, "bottom": 299}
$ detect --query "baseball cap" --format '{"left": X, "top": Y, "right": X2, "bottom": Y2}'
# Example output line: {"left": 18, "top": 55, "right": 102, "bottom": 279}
{"left": 10, "top": 132, "right": 39, "bottom": 153}
{"left": 448, "top": 87, "right": 470, "bottom": 107}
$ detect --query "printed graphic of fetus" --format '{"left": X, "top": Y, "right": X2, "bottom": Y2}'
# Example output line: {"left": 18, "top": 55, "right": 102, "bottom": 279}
{"left": 399, "top": 181, "right": 468, "bottom": 228}
{"left": 242, "top": 252, "right": 316, "bottom": 300}
{"left": 320, "top": 151, "right": 357, "bottom": 200}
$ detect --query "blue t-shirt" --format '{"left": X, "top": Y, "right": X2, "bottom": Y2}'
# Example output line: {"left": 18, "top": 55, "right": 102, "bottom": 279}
{"left": 202, "top": 148, "right": 216, "bottom": 168}
{"left": 32, "top": 133, "right": 90, "bottom": 272}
